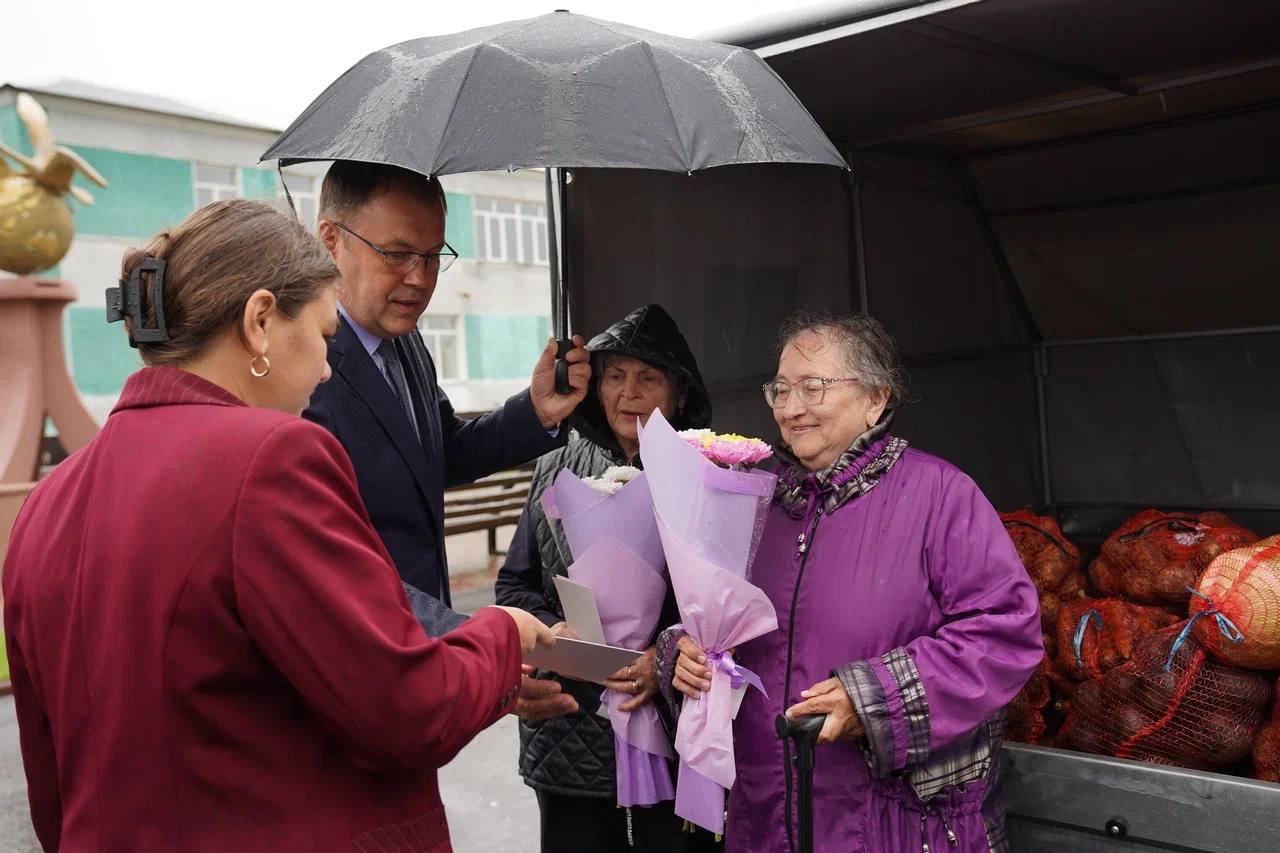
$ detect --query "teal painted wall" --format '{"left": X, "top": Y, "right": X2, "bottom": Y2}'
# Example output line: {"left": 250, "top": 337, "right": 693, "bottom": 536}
{"left": 464, "top": 314, "right": 549, "bottom": 380}
{"left": 241, "top": 167, "right": 278, "bottom": 199}
{"left": 66, "top": 145, "right": 194, "bottom": 239}
{"left": 2, "top": 111, "right": 191, "bottom": 240}
{"left": 445, "top": 192, "right": 474, "bottom": 259}
{"left": 0, "top": 104, "right": 32, "bottom": 156}
{"left": 65, "top": 306, "right": 142, "bottom": 394}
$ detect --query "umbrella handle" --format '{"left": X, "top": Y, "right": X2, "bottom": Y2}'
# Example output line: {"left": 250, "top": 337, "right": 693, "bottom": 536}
{"left": 554, "top": 338, "right": 574, "bottom": 394}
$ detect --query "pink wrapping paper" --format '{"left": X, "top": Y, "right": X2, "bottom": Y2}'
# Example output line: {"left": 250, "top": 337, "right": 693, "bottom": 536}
{"left": 641, "top": 414, "right": 774, "bottom": 580}
{"left": 568, "top": 537, "right": 672, "bottom": 760}
{"left": 638, "top": 411, "right": 780, "bottom": 834}
{"left": 540, "top": 468, "right": 664, "bottom": 571}
{"left": 542, "top": 470, "right": 675, "bottom": 806}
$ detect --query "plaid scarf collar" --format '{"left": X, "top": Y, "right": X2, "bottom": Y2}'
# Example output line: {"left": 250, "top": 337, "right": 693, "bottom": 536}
{"left": 775, "top": 413, "right": 909, "bottom": 519}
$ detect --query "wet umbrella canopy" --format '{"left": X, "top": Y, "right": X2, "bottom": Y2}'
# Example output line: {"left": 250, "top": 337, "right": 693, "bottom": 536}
{"left": 261, "top": 11, "right": 845, "bottom": 174}
{"left": 262, "top": 10, "right": 846, "bottom": 389}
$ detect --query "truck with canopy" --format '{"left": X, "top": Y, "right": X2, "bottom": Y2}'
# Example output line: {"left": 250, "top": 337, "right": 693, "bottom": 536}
{"left": 560, "top": 1, "right": 1280, "bottom": 849}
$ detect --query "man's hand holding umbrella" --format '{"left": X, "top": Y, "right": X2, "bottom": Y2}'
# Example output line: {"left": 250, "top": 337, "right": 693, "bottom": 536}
{"left": 529, "top": 334, "right": 591, "bottom": 429}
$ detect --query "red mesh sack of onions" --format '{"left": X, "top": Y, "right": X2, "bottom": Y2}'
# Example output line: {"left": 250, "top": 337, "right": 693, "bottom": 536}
{"left": 1089, "top": 510, "right": 1258, "bottom": 609}
{"left": 1005, "top": 658, "right": 1051, "bottom": 745}
{"left": 1058, "top": 622, "right": 1272, "bottom": 770}
{"left": 1253, "top": 679, "right": 1280, "bottom": 783}
{"left": 1000, "top": 509, "right": 1087, "bottom": 659}
{"left": 1053, "top": 597, "right": 1181, "bottom": 683}
{"left": 1190, "top": 535, "right": 1280, "bottom": 669}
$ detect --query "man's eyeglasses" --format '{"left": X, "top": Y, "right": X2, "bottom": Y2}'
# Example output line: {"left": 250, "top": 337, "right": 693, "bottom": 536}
{"left": 334, "top": 222, "right": 458, "bottom": 273}
{"left": 763, "top": 377, "right": 860, "bottom": 408}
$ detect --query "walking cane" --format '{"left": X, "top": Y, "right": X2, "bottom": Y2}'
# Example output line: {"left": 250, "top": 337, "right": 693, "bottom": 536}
{"left": 776, "top": 713, "right": 826, "bottom": 853}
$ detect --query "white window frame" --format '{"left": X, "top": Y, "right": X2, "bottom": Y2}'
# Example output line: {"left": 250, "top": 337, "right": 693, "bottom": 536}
{"left": 193, "top": 163, "right": 240, "bottom": 208}
{"left": 279, "top": 171, "right": 320, "bottom": 230}
{"left": 419, "top": 314, "right": 466, "bottom": 382}
{"left": 473, "top": 197, "right": 549, "bottom": 266}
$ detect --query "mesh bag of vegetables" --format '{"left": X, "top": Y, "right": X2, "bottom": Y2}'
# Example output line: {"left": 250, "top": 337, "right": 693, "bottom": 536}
{"left": 1054, "top": 597, "right": 1181, "bottom": 683}
{"left": 1058, "top": 623, "right": 1272, "bottom": 770}
{"left": 1191, "top": 535, "right": 1280, "bottom": 669}
{"left": 1005, "top": 657, "right": 1051, "bottom": 745}
{"left": 1253, "top": 679, "right": 1280, "bottom": 783}
{"left": 1090, "top": 510, "right": 1257, "bottom": 608}
{"left": 1001, "top": 509, "right": 1086, "bottom": 659}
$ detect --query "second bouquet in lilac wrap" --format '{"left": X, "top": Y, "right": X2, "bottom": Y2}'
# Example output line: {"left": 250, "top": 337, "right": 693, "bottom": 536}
{"left": 540, "top": 465, "right": 675, "bottom": 807}
{"left": 638, "top": 410, "right": 780, "bottom": 835}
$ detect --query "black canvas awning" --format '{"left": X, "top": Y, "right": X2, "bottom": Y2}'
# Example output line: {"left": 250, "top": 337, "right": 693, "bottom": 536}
{"left": 566, "top": 0, "right": 1280, "bottom": 525}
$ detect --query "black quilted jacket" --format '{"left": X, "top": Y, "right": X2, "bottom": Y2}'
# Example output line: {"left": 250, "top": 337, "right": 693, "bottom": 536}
{"left": 494, "top": 303, "right": 711, "bottom": 797}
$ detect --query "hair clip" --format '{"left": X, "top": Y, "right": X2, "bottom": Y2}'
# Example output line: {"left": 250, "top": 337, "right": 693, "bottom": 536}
{"left": 106, "top": 257, "right": 170, "bottom": 347}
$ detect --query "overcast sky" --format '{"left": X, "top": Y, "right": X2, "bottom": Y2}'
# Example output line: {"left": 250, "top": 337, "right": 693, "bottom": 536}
{"left": 0, "top": 0, "right": 830, "bottom": 130}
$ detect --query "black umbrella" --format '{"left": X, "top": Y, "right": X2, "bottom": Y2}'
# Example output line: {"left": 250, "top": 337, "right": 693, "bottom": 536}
{"left": 262, "top": 10, "right": 846, "bottom": 389}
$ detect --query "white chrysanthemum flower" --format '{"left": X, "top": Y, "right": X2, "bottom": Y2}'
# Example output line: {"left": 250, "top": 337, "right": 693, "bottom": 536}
{"left": 602, "top": 465, "right": 641, "bottom": 484}
{"left": 579, "top": 475, "right": 626, "bottom": 496}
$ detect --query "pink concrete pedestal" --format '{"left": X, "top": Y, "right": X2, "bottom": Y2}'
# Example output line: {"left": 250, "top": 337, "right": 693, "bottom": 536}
{"left": 0, "top": 276, "right": 100, "bottom": 484}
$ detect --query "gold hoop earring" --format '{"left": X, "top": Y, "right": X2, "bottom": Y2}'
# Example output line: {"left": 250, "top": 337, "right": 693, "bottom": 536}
{"left": 250, "top": 354, "right": 271, "bottom": 378}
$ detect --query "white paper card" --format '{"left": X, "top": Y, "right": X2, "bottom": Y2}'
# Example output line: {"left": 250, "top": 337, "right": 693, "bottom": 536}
{"left": 553, "top": 576, "right": 608, "bottom": 645}
{"left": 525, "top": 636, "right": 644, "bottom": 685}
{"left": 731, "top": 684, "right": 748, "bottom": 719}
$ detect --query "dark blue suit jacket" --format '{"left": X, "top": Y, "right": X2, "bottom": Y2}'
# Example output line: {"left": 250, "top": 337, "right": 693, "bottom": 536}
{"left": 304, "top": 316, "right": 562, "bottom": 634}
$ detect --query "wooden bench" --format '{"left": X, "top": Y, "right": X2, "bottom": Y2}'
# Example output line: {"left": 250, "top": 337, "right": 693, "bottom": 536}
{"left": 443, "top": 466, "right": 532, "bottom": 555}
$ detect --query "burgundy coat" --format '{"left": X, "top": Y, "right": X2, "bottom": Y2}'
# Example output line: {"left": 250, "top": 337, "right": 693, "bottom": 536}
{"left": 3, "top": 368, "right": 523, "bottom": 852}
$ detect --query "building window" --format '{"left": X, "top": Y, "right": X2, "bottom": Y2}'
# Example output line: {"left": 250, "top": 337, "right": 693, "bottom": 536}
{"left": 474, "top": 197, "right": 548, "bottom": 265}
{"left": 194, "top": 163, "right": 239, "bottom": 207}
{"left": 420, "top": 314, "right": 464, "bottom": 381}
{"left": 280, "top": 172, "right": 320, "bottom": 229}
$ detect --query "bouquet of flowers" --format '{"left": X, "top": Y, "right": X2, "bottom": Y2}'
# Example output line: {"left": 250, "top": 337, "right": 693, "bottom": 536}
{"left": 639, "top": 410, "right": 779, "bottom": 834}
{"left": 540, "top": 464, "right": 674, "bottom": 807}
{"left": 679, "top": 429, "right": 774, "bottom": 470}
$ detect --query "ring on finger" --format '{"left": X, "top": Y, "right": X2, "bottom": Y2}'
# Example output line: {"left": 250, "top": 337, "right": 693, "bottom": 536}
{"left": 633, "top": 679, "right": 640, "bottom": 693}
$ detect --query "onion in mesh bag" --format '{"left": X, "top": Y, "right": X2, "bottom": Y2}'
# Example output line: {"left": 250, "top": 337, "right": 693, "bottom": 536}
{"left": 1054, "top": 597, "right": 1181, "bottom": 683}
{"left": 1005, "top": 658, "right": 1051, "bottom": 745}
{"left": 1089, "top": 510, "right": 1257, "bottom": 608}
{"left": 1000, "top": 509, "right": 1086, "bottom": 658}
{"left": 1191, "top": 535, "right": 1280, "bottom": 669}
{"left": 1058, "top": 622, "right": 1272, "bottom": 770}
{"left": 1253, "top": 679, "right": 1280, "bottom": 783}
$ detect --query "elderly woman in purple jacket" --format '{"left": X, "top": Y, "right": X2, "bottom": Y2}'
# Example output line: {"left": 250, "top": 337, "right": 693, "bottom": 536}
{"left": 662, "top": 313, "right": 1042, "bottom": 853}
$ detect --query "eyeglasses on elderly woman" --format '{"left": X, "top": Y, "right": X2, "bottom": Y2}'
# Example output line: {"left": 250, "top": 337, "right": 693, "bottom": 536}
{"left": 762, "top": 376, "right": 860, "bottom": 408}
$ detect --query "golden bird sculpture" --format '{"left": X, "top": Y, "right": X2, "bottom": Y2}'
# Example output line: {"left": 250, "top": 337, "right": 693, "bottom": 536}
{"left": 0, "top": 93, "right": 108, "bottom": 274}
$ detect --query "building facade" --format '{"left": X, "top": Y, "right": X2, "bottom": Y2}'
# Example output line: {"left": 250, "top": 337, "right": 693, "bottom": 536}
{"left": 1, "top": 80, "right": 553, "bottom": 423}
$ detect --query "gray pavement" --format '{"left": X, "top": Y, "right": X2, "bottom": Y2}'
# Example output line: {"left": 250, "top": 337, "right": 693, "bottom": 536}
{"left": 0, "top": 695, "right": 40, "bottom": 853}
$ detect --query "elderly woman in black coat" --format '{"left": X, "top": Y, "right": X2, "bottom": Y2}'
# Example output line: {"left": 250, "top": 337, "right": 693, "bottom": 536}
{"left": 496, "top": 304, "right": 716, "bottom": 853}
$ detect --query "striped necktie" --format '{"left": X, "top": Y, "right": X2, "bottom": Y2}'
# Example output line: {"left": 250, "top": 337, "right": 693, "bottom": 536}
{"left": 376, "top": 338, "right": 420, "bottom": 442}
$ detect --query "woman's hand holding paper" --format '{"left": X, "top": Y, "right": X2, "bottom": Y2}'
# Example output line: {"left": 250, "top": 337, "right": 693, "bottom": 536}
{"left": 605, "top": 647, "right": 659, "bottom": 711}
{"left": 490, "top": 606, "right": 557, "bottom": 655}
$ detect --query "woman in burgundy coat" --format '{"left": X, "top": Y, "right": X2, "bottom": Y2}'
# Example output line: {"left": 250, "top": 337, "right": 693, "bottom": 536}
{"left": 2, "top": 199, "right": 552, "bottom": 852}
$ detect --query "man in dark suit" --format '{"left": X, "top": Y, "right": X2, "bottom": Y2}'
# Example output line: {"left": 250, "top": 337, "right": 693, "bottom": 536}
{"left": 306, "top": 161, "right": 587, "bottom": 719}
